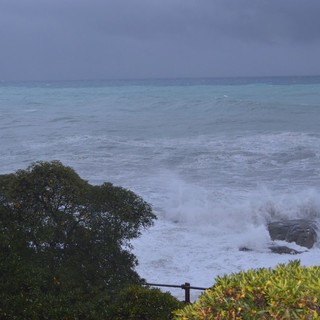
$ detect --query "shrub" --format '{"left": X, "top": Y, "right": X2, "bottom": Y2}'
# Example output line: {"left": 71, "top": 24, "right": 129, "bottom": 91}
{"left": 174, "top": 261, "right": 320, "bottom": 319}
{"left": 108, "top": 285, "right": 184, "bottom": 320}
{"left": 0, "top": 161, "right": 156, "bottom": 319}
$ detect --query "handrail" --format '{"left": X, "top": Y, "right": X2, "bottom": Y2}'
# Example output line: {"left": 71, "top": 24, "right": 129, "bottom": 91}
{"left": 146, "top": 282, "right": 208, "bottom": 304}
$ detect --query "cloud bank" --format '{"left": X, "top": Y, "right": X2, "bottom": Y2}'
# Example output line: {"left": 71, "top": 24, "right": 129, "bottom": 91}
{"left": 1, "top": 0, "right": 320, "bottom": 80}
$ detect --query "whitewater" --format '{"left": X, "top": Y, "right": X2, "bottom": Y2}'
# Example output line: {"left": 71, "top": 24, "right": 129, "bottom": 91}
{"left": 1, "top": 77, "right": 320, "bottom": 300}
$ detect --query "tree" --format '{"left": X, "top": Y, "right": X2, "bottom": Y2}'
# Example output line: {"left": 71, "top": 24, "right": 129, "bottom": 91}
{"left": 0, "top": 161, "right": 156, "bottom": 319}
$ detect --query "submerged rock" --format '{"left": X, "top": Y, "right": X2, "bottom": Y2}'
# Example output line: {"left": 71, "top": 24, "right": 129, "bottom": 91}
{"left": 239, "top": 246, "right": 253, "bottom": 252}
{"left": 268, "top": 219, "right": 318, "bottom": 249}
{"left": 239, "top": 245, "right": 304, "bottom": 255}
{"left": 268, "top": 245, "right": 304, "bottom": 255}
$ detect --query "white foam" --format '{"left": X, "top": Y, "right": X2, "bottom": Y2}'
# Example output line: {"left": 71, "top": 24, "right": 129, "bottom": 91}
{"left": 144, "top": 171, "right": 320, "bottom": 226}
{"left": 132, "top": 173, "right": 320, "bottom": 301}
{"left": 1, "top": 80, "right": 320, "bottom": 302}
{"left": 133, "top": 215, "right": 320, "bottom": 301}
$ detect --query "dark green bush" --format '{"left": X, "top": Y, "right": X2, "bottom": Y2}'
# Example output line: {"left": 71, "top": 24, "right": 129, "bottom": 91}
{"left": 174, "top": 261, "right": 320, "bottom": 319}
{"left": 0, "top": 161, "right": 156, "bottom": 319}
{"left": 108, "top": 285, "right": 184, "bottom": 320}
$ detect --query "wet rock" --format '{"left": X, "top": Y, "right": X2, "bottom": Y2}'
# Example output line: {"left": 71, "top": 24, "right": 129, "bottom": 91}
{"left": 268, "top": 219, "right": 318, "bottom": 249}
{"left": 268, "top": 245, "right": 304, "bottom": 255}
{"left": 239, "top": 246, "right": 253, "bottom": 252}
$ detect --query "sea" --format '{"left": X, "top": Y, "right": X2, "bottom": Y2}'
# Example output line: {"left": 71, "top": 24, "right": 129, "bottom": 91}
{"left": 1, "top": 76, "right": 320, "bottom": 301}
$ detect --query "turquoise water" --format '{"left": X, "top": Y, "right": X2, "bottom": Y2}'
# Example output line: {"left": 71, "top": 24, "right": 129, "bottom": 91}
{"left": 1, "top": 76, "right": 320, "bottom": 297}
{"left": 1, "top": 77, "right": 320, "bottom": 189}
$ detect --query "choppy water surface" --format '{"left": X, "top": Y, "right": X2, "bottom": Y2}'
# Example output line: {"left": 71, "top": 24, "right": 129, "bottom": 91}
{"left": 1, "top": 77, "right": 320, "bottom": 300}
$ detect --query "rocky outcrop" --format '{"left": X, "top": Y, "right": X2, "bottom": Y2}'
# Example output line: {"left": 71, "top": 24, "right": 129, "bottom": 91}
{"left": 268, "top": 219, "right": 318, "bottom": 249}
{"left": 239, "top": 245, "right": 305, "bottom": 255}
{"left": 268, "top": 245, "right": 304, "bottom": 255}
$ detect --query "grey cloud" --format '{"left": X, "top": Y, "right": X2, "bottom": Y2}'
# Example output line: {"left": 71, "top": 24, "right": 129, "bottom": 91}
{"left": 0, "top": 0, "right": 320, "bottom": 80}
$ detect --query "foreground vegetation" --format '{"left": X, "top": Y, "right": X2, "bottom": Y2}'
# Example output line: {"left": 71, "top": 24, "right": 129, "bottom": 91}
{"left": 0, "top": 161, "right": 181, "bottom": 319}
{"left": 174, "top": 260, "right": 320, "bottom": 319}
{"left": 2, "top": 161, "right": 320, "bottom": 319}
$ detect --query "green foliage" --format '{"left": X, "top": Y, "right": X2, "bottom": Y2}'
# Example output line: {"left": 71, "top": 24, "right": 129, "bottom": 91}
{"left": 108, "top": 285, "right": 184, "bottom": 320}
{"left": 174, "top": 261, "right": 320, "bottom": 319}
{"left": 0, "top": 161, "right": 156, "bottom": 319}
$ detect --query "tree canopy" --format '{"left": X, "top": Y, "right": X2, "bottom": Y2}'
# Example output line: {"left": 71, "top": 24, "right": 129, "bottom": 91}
{"left": 0, "top": 161, "right": 156, "bottom": 319}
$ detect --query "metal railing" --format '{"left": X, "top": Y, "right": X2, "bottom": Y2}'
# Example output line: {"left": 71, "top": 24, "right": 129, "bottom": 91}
{"left": 146, "top": 282, "right": 208, "bottom": 304}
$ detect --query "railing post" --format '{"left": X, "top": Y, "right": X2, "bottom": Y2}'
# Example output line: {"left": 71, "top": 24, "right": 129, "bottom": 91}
{"left": 183, "top": 282, "right": 190, "bottom": 304}
{"left": 145, "top": 282, "right": 207, "bottom": 303}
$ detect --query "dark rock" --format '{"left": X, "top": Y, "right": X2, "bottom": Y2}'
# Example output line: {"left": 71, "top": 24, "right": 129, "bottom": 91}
{"left": 239, "top": 246, "right": 253, "bottom": 252}
{"left": 269, "top": 245, "right": 304, "bottom": 255}
{"left": 268, "top": 219, "right": 318, "bottom": 249}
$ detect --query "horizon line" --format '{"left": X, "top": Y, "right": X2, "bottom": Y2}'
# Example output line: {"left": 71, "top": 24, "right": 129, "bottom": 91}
{"left": 1, "top": 74, "right": 320, "bottom": 84}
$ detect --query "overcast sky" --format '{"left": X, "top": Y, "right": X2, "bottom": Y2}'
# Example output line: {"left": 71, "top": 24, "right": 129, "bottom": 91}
{"left": 1, "top": 0, "right": 320, "bottom": 81}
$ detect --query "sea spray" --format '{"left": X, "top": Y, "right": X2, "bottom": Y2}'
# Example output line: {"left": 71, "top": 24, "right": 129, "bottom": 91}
{"left": 1, "top": 77, "right": 320, "bottom": 300}
{"left": 145, "top": 170, "right": 320, "bottom": 232}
